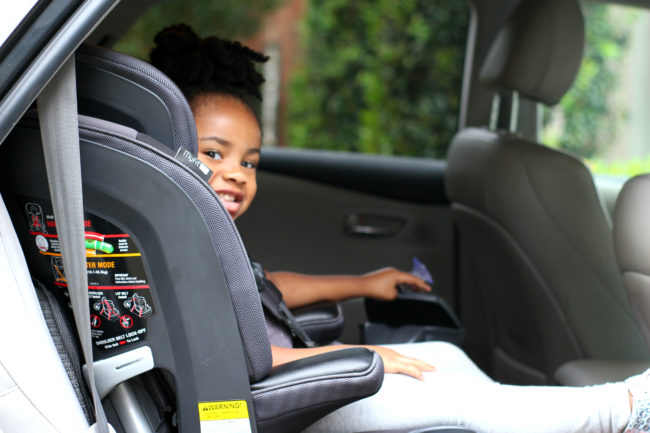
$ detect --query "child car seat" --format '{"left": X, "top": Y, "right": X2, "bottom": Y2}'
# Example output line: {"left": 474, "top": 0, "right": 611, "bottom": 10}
{"left": 0, "top": 45, "right": 384, "bottom": 432}
{"left": 74, "top": 43, "right": 345, "bottom": 347}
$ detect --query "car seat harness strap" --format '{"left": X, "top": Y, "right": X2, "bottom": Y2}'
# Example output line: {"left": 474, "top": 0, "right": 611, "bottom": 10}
{"left": 251, "top": 261, "right": 317, "bottom": 348}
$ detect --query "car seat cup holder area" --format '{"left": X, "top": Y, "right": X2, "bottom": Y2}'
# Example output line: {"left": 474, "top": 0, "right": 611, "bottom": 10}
{"left": 362, "top": 292, "right": 464, "bottom": 346}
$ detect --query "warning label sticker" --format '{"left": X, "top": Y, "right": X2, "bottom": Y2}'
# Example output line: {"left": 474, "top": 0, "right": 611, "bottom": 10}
{"left": 198, "top": 401, "right": 251, "bottom": 433}
{"left": 22, "top": 199, "right": 156, "bottom": 353}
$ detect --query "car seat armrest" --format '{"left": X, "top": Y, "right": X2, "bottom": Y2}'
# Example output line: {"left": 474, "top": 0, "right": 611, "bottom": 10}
{"left": 251, "top": 347, "right": 383, "bottom": 433}
{"left": 251, "top": 347, "right": 379, "bottom": 390}
{"left": 292, "top": 300, "right": 344, "bottom": 345}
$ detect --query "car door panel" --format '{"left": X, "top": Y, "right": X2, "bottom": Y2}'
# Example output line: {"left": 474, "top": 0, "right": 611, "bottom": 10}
{"left": 236, "top": 148, "right": 454, "bottom": 343}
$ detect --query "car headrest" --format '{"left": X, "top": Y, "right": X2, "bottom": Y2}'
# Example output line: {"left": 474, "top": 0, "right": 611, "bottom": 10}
{"left": 76, "top": 43, "right": 198, "bottom": 154}
{"left": 614, "top": 174, "right": 650, "bottom": 277}
{"left": 479, "top": 0, "right": 585, "bottom": 105}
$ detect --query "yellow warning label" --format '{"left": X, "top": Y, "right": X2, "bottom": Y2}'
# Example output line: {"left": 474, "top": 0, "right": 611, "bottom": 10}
{"left": 198, "top": 401, "right": 249, "bottom": 421}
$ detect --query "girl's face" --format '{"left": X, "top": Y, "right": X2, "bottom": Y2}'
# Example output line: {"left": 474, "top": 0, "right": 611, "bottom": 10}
{"left": 193, "top": 94, "right": 261, "bottom": 220}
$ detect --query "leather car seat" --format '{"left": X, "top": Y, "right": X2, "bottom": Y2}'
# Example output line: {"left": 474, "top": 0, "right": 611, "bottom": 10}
{"left": 614, "top": 174, "right": 650, "bottom": 354}
{"left": 446, "top": 0, "right": 649, "bottom": 385}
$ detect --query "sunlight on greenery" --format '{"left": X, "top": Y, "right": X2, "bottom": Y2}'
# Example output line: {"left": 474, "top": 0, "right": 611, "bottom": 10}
{"left": 287, "top": 0, "right": 469, "bottom": 158}
{"left": 586, "top": 157, "right": 650, "bottom": 178}
{"left": 114, "top": 0, "right": 282, "bottom": 60}
{"left": 542, "top": 2, "right": 644, "bottom": 176}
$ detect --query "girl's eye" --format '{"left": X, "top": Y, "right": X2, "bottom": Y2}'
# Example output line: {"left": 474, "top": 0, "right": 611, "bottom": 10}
{"left": 204, "top": 150, "right": 222, "bottom": 161}
{"left": 242, "top": 160, "right": 257, "bottom": 169}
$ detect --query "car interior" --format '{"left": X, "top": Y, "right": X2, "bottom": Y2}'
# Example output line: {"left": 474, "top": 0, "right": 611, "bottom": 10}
{"left": 2, "top": 0, "right": 650, "bottom": 432}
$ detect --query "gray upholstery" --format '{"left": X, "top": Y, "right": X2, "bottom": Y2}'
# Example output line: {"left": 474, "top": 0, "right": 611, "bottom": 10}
{"left": 447, "top": 129, "right": 648, "bottom": 383}
{"left": 446, "top": 0, "right": 648, "bottom": 385}
{"left": 479, "top": 0, "right": 584, "bottom": 105}
{"left": 614, "top": 174, "right": 650, "bottom": 351}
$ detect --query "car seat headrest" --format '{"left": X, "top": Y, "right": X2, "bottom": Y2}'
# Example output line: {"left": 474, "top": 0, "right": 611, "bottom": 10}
{"left": 75, "top": 43, "right": 197, "bottom": 154}
{"left": 614, "top": 174, "right": 650, "bottom": 277}
{"left": 479, "top": 0, "right": 585, "bottom": 105}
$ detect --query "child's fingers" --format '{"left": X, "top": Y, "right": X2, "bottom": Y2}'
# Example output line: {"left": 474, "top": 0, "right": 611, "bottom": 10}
{"left": 399, "top": 354, "right": 436, "bottom": 372}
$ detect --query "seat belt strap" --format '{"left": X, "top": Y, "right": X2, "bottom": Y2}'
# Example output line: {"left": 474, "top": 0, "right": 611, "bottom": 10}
{"left": 250, "top": 262, "right": 316, "bottom": 348}
{"left": 37, "top": 54, "right": 112, "bottom": 433}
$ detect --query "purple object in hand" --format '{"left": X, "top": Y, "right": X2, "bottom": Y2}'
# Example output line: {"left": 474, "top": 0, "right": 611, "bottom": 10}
{"left": 410, "top": 257, "right": 434, "bottom": 285}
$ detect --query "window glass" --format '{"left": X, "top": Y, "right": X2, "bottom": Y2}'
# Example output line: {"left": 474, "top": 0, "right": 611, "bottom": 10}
{"left": 0, "top": 1, "right": 38, "bottom": 48}
{"left": 541, "top": 2, "right": 650, "bottom": 178}
{"left": 115, "top": 0, "right": 470, "bottom": 159}
{"left": 282, "top": 0, "right": 469, "bottom": 158}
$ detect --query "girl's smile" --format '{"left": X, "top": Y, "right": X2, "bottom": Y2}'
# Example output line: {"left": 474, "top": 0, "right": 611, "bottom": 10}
{"left": 193, "top": 94, "right": 261, "bottom": 220}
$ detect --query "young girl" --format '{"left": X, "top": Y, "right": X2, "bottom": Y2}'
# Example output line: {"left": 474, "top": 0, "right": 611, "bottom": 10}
{"left": 150, "top": 24, "right": 650, "bottom": 433}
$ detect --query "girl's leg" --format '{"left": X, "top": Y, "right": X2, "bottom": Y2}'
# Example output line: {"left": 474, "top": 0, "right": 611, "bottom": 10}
{"left": 304, "top": 342, "right": 631, "bottom": 433}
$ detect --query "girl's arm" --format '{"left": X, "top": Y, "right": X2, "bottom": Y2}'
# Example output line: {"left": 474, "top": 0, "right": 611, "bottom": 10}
{"left": 271, "top": 344, "right": 435, "bottom": 380}
{"left": 267, "top": 267, "right": 431, "bottom": 309}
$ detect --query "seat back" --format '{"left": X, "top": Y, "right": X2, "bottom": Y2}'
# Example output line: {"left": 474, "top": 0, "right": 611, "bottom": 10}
{"left": 446, "top": 0, "right": 648, "bottom": 384}
{"left": 614, "top": 174, "right": 650, "bottom": 350}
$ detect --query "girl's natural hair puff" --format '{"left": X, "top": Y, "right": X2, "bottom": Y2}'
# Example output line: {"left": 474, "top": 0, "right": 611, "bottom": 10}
{"left": 150, "top": 23, "right": 268, "bottom": 107}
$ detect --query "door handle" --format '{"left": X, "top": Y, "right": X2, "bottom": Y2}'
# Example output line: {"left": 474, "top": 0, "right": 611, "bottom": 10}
{"left": 344, "top": 213, "right": 406, "bottom": 238}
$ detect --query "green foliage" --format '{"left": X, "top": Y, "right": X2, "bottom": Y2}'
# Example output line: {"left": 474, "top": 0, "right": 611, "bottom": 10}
{"left": 587, "top": 157, "right": 650, "bottom": 178}
{"left": 287, "top": 0, "right": 469, "bottom": 158}
{"left": 114, "top": 0, "right": 282, "bottom": 60}
{"left": 542, "top": 3, "right": 638, "bottom": 158}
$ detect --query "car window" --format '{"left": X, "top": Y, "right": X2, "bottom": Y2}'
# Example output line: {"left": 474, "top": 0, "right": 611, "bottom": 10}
{"left": 274, "top": 0, "right": 470, "bottom": 158}
{"left": 115, "top": 0, "right": 470, "bottom": 159}
{"left": 541, "top": 1, "right": 650, "bottom": 178}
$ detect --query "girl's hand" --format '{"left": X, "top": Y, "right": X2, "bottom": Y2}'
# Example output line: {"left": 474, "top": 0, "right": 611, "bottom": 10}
{"left": 361, "top": 267, "right": 431, "bottom": 301}
{"left": 366, "top": 345, "right": 436, "bottom": 380}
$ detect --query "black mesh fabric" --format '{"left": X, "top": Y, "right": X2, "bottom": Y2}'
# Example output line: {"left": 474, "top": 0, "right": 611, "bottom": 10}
{"left": 79, "top": 118, "right": 272, "bottom": 382}
{"left": 34, "top": 280, "right": 94, "bottom": 423}
{"left": 75, "top": 44, "right": 198, "bottom": 154}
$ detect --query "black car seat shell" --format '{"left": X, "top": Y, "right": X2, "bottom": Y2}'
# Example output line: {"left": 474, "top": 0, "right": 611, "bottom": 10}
{"left": 1, "top": 112, "right": 385, "bottom": 433}
{"left": 446, "top": 0, "right": 649, "bottom": 385}
{"left": 1, "top": 114, "right": 264, "bottom": 430}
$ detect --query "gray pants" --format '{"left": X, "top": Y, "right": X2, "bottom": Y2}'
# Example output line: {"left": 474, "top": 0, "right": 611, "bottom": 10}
{"left": 304, "top": 342, "right": 631, "bottom": 433}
